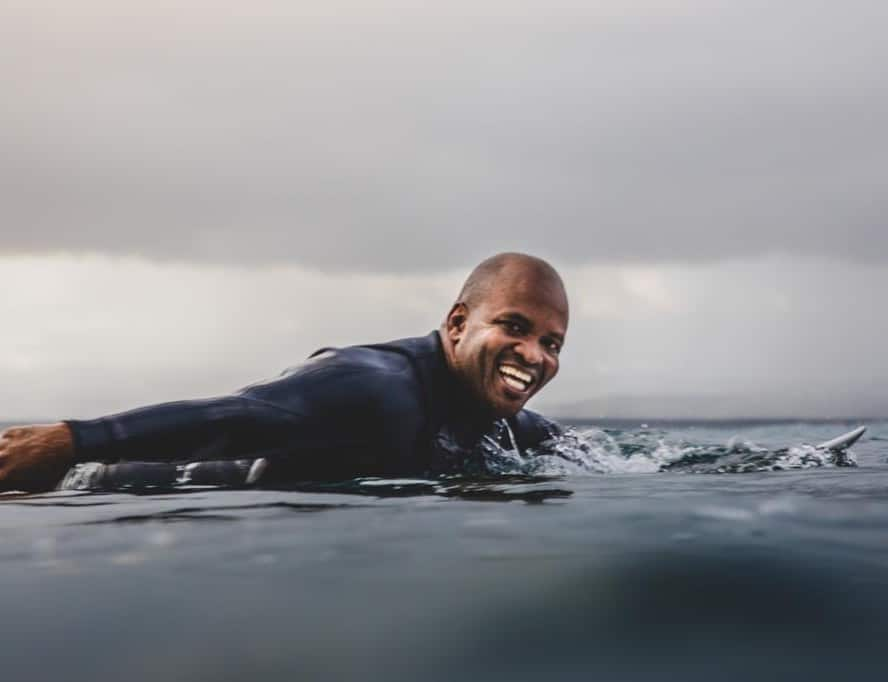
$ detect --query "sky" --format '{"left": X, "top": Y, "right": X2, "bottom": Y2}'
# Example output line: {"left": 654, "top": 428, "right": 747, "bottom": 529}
{"left": 2, "top": 0, "right": 886, "bottom": 419}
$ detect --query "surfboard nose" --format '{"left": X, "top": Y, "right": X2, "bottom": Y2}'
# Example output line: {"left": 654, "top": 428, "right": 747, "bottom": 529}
{"left": 816, "top": 425, "right": 867, "bottom": 452}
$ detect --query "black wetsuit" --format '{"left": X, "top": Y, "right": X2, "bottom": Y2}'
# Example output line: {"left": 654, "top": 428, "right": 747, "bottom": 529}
{"left": 66, "top": 332, "right": 561, "bottom": 484}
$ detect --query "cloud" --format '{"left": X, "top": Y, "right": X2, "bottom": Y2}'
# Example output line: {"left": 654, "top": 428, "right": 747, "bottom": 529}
{"left": 548, "top": 255, "right": 888, "bottom": 417}
{"left": 2, "top": 0, "right": 886, "bottom": 272}
{"left": 1, "top": 252, "right": 885, "bottom": 420}
{"left": 0, "top": 253, "right": 462, "bottom": 418}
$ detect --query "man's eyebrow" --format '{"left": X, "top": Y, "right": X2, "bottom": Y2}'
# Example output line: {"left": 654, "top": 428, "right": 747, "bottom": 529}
{"left": 501, "top": 312, "right": 565, "bottom": 342}
{"left": 501, "top": 311, "right": 531, "bottom": 322}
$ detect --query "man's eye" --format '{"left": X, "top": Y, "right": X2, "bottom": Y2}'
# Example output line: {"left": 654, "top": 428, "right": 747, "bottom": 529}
{"left": 501, "top": 321, "right": 524, "bottom": 334}
{"left": 545, "top": 340, "right": 562, "bottom": 355}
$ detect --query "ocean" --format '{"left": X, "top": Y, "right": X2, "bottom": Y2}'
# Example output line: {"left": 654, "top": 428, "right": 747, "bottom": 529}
{"left": 2, "top": 418, "right": 887, "bottom": 681}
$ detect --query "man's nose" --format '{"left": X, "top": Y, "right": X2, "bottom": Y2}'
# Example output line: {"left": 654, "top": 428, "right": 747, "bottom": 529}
{"left": 514, "top": 340, "right": 543, "bottom": 366}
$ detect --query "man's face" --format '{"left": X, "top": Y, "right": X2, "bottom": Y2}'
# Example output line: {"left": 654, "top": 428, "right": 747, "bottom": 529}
{"left": 446, "top": 272, "right": 568, "bottom": 419}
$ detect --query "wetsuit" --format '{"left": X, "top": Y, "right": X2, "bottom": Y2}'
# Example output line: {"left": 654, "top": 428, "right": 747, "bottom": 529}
{"left": 65, "top": 332, "right": 561, "bottom": 484}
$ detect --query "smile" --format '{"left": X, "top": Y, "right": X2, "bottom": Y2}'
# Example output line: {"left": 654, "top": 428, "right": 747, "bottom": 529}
{"left": 498, "top": 363, "right": 535, "bottom": 393}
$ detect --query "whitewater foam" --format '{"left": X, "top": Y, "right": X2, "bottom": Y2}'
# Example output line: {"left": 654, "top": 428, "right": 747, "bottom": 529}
{"left": 483, "top": 428, "right": 857, "bottom": 476}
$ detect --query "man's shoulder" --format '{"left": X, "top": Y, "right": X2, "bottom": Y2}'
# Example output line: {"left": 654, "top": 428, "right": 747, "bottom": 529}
{"left": 308, "top": 331, "right": 440, "bottom": 377}
{"left": 240, "top": 333, "right": 440, "bottom": 407}
{"left": 307, "top": 345, "right": 414, "bottom": 376}
{"left": 352, "top": 331, "right": 443, "bottom": 365}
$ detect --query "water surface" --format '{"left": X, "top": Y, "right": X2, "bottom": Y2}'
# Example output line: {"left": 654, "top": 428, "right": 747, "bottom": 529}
{"left": 2, "top": 419, "right": 887, "bottom": 681}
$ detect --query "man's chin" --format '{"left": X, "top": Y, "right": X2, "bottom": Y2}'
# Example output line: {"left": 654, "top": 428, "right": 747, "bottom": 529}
{"left": 488, "top": 396, "right": 529, "bottom": 419}
{"left": 472, "top": 383, "right": 530, "bottom": 419}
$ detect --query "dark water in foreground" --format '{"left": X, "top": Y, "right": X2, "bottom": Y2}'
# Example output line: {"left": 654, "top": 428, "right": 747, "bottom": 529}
{"left": 2, "top": 419, "right": 888, "bottom": 681}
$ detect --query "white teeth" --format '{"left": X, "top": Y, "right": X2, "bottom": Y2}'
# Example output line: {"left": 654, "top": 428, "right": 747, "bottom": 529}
{"left": 499, "top": 364, "right": 533, "bottom": 392}
{"left": 499, "top": 364, "right": 533, "bottom": 384}
{"left": 503, "top": 376, "right": 526, "bottom": 391}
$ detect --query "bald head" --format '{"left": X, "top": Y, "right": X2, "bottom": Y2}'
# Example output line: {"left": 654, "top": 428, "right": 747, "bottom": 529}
{"left": 455, "top": 253, "right": 569, "bottom": 316}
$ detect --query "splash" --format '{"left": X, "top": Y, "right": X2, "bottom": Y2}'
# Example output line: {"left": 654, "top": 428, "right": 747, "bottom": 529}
{"left": 481, "top": 427, "right": 858, "bottom": 476}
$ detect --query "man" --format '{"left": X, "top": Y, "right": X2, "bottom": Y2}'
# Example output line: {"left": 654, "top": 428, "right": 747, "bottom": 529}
{"left": 0, "top": 253, "right": 569, "bottom": 491}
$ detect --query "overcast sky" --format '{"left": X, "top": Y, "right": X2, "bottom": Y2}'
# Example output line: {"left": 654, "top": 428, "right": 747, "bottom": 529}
{"left": 2, "top": 0, "right": 886, "bottom": 419}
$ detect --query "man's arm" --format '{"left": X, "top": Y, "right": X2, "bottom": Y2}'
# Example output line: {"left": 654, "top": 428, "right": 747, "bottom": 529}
{"left": 0, "top": 423, "right": 75, "bottom": 492}
{"left": 0, "top": 394, "right": 302, "bottom": 493}
{"left": 0, "top": 346, "right": 419, "bottom": 492}
{"left": 66, "top": 395, "right": 296, "bottom": 465}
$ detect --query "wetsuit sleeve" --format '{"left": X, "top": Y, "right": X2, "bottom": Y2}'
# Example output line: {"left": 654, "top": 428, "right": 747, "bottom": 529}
{"left": 65, "top": 346, "right": 423, "bottom": 470}
{"left": 65, "top": 395, "right": 300, "bottom": 464}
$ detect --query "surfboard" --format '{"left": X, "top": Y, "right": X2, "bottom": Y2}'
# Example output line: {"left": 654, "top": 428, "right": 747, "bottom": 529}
{"left": 815, "top": 425, "right": 867, "bottom": 452}
{"left": 59, "top": 425, "right": 870, "bottom": 491}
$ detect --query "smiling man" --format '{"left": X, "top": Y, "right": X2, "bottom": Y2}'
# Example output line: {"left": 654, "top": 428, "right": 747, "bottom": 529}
{"left": 0, "top": 253, "right": 569, "bottom": 491}
{"left": 444, "top": 254, "right": 567, "bottom": 416}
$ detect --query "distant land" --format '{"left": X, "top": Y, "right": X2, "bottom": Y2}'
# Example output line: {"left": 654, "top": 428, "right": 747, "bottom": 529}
{"left": 543, "top": 391, "right": 888, "bottom": 422}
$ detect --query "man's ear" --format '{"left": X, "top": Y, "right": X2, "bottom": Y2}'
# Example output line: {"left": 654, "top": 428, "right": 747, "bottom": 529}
{"left": 446, "top": 303, "right": 468, "bottom": 344}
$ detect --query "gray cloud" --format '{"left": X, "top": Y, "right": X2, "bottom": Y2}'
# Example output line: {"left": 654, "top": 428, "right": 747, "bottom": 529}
{"left": 1, "top": 254, "right": 884, "bottom": 420}
{"left": 2, "top": 1, "right": 886, "bottom": 272}
{"left": 545, "top": 256, "right": 888, "bottom": 418}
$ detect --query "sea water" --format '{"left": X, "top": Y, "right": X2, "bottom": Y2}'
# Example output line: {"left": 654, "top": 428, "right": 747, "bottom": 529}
{"left": 1, "top": 419, "right": 887, "bottom": 681}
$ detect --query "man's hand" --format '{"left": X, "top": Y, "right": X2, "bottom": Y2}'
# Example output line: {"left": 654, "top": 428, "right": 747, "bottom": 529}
{"left": 0, "top": 423, "right": 75, "bottom": 492}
